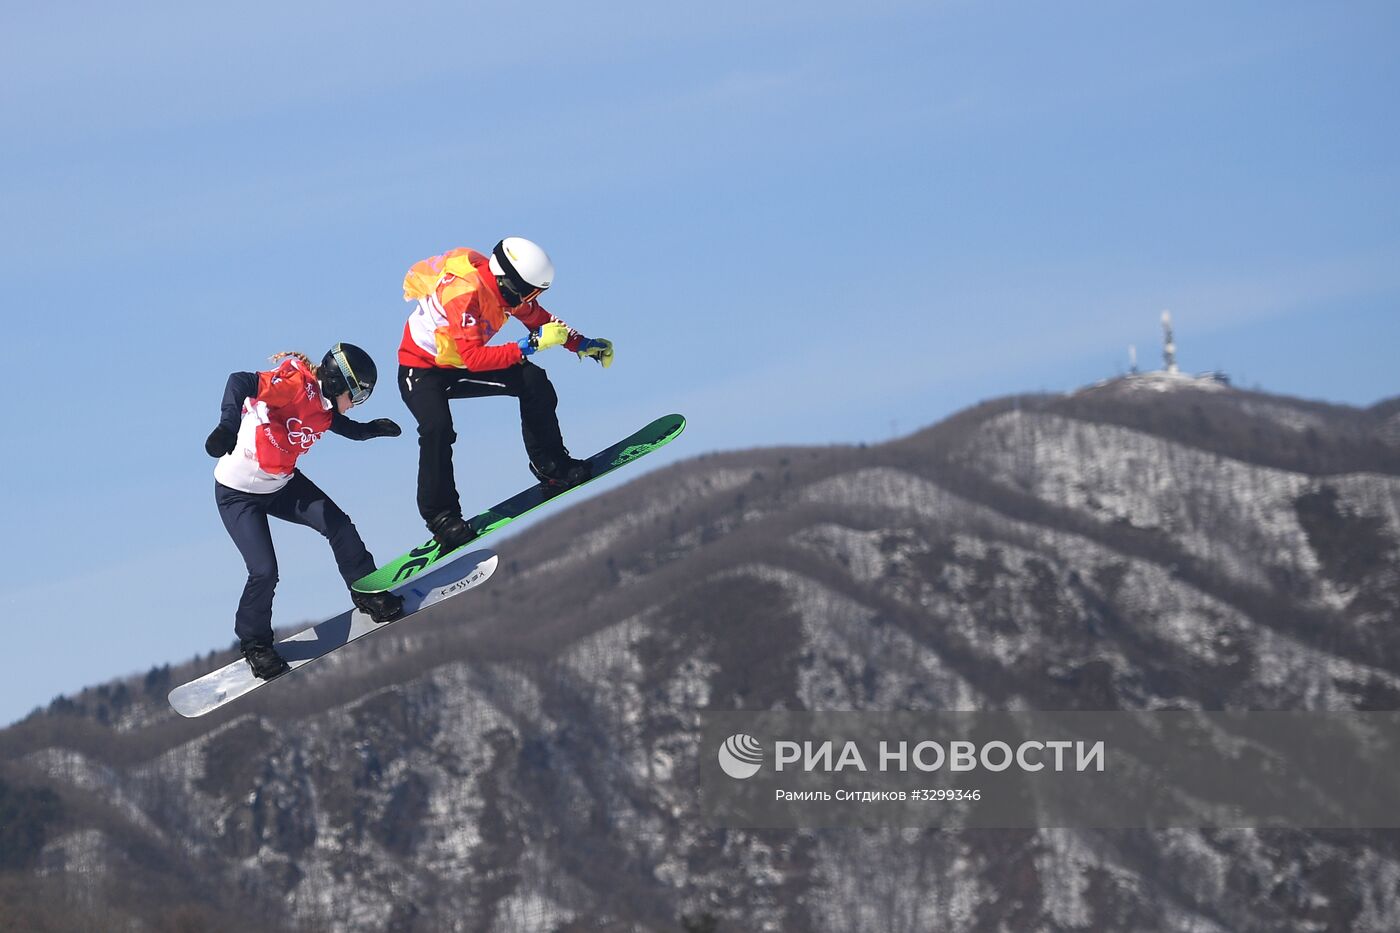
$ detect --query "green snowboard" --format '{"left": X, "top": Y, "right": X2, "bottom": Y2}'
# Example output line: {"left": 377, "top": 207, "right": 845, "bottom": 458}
{"left": 352, "top": 413, "right": 686, "bottom": 593}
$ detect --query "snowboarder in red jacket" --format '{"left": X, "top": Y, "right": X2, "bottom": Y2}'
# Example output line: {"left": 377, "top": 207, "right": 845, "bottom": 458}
{"left": 397, "top": 238, "right": 614, "bottom": 552}
{"left": 205, "top": 344, "right": 405, "bottom": 679}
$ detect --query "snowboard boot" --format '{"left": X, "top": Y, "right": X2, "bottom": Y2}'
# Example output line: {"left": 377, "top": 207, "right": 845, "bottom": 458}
{"left": 529, "top": 453, "right": 592, "bottom": 490}
{"left": 240, "top": 640, "right": 290, "bottom": 680}
{"left": 351, "top": 589, "right": 406, "bottom": 624}
{"left": 427, "top": 510, "right": 477, "bottom": 553}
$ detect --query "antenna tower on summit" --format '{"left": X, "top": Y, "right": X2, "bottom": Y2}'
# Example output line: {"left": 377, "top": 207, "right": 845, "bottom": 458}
{"left": 1161, "top": 311, "right": 1178, "bottom": 374}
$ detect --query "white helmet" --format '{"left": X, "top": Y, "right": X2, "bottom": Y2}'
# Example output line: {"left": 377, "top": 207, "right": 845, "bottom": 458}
{"left": 489, "top": 236, "right": 554, "bottom": 305}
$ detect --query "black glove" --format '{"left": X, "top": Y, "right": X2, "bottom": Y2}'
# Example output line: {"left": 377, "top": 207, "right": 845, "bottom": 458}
{"left": 367, "top": 418, "right": 401, "bottom": 438}
{"left": 205, "top": 425, "right": 237, "bottom": 457}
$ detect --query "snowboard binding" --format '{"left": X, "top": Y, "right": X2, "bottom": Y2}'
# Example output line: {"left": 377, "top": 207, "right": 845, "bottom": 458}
{"left": 351, "top": 589, "right": 406, "bottom": 624}
{"left": 240, "top": 641, "right": 290, "bottom": 680}
{"left": 427, "top": 511, "right": 479, "bottom": 554}
{"left": 529, "top": 455, "right": 592, "bottom": 490}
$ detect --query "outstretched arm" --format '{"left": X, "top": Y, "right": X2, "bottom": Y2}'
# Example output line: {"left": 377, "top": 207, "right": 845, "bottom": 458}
{"left": 330, "top": 414, "right": 401, "bottom": 441}
{"left": 513, "top": 299, "right": 584, "bottom": 353}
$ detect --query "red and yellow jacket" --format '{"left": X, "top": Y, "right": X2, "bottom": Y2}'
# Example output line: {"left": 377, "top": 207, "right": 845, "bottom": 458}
{"left": 398, "top": 247, "right": 582, "bottom": 370}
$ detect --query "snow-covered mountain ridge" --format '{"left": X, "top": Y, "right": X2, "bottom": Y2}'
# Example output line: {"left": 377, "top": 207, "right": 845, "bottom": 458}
{"left": 3, "top": 377, "right": 1399, "bottom": 932}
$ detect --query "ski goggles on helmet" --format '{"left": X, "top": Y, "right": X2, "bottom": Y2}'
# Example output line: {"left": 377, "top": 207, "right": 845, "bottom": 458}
{"left": 326, "top": 345, "right": 372, "bottom": 406}
{"left": 495, "top": 272, "right": 543, "bottom": 307}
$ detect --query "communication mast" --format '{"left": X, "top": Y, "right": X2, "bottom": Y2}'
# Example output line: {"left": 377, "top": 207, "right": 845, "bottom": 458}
{"left": 1161, "top": 311, "right": 1178, "bottom": 374}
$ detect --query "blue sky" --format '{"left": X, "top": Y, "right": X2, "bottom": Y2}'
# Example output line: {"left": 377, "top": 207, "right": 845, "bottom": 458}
{"left": 1, "top": 1, "right": 1397, "bottom": 725}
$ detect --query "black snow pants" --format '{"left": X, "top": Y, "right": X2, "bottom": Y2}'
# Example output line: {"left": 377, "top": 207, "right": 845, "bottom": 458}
{"left": 398, "top": 362, "right": 568, "bottom": 523}
{"left": 215, "top": 472, "right": 378, "bottom": 646}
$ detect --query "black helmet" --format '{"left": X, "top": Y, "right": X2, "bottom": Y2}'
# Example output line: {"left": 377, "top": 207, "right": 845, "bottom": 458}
{"left": 319, "top": 343, "right": 377, "bottom": 407}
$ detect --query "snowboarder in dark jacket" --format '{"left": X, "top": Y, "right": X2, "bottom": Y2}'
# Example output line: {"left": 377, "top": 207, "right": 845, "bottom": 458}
{"left": 205, "top": 344, "right": 405, "bottom": 679}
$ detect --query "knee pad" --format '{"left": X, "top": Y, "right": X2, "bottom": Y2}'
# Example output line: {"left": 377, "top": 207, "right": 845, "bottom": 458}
{"left": 322, "top": 504, "right": 351, "bottom": 532}
{"left": 418, "top": 427, "right": 457, "bottom": 446}
{"left": 247, "top": 565, "right": 278, "bottom": 587}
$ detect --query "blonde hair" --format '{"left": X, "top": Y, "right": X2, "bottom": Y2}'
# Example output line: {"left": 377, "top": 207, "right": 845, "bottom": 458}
{"left": 269, "top": 350, "right": 317, "bottom": 374}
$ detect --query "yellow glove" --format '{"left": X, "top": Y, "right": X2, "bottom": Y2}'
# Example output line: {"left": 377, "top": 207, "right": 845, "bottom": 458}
{"left": 576, "top": 337, "right": 614, "bottom": 369}
{"left": 520, "top": 321, "right": 571, "bottom": 356}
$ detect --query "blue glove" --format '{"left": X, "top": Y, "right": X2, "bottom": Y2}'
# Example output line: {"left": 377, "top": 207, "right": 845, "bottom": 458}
{"left": 576, "top": 337, "right": 614, "bottom": 369}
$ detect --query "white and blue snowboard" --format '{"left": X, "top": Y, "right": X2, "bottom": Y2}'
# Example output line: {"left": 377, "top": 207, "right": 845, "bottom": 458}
{"left": 168, "top": 549, "right": 497, "bottom": 718}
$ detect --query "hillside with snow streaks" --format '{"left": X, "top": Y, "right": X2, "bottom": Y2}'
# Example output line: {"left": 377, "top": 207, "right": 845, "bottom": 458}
{"left": 954, "top": 410, "right": 1398, "bottom": 607}
{"left": 3, "top": 378, "right": 1400, "bottom": 932}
